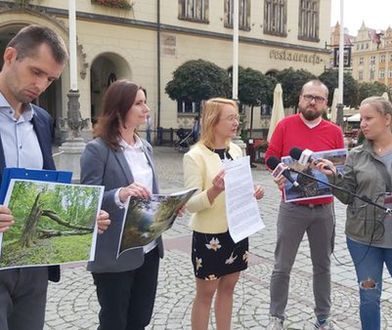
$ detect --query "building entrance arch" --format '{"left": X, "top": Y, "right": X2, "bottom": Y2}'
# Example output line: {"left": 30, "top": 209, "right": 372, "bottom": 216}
{"left": 90, "top": 53, "right": 132, "bottom": 123}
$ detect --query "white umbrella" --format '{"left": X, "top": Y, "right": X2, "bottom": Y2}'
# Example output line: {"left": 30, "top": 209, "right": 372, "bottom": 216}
{"left": 330, "top": 88, "right": 339, "bottom": 123}
{"left": 267, "top": 83, "right": 285, "bottom": 142}
{"left": 347, "top": 113, "right": 360, "bottom": 122}
{"left": 382, "top": 92, "right": 389, "bottom": 101}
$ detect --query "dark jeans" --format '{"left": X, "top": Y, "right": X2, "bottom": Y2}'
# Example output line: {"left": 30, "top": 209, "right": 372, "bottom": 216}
{"left": 93, "top": 247, "right": 160, "bottom": 330}
{"left": 347, "top": 237, "right": 392, "bottom": 330}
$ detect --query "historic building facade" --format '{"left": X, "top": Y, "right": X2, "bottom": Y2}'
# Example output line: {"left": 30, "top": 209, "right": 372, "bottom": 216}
{"left": 0, "top": 0, "right": 331, "bottom": 142}
{"left": 351, "top": 22, "right": 392, "bottom": 87}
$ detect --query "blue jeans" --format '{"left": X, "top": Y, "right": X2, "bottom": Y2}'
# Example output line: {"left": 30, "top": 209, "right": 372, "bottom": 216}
{"left": 347, "top": 237, "right": 392, "bottom": 330}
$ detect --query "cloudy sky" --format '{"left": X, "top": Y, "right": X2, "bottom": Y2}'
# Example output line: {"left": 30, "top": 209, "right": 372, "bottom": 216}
{"left": 330, "top": 0, "right": 392, "bottom": 34}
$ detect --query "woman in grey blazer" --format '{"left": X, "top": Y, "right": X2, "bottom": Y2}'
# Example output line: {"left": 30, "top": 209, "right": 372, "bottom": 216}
{"left": 80, "top": 80, "right": 163, "bottom": 330}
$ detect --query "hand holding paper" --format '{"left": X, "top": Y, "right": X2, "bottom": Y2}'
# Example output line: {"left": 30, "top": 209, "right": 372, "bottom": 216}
{"left": 0, "top": 206, "right": 13, "bottom": 233}
{"left": 119, "top": 182, "right": 151, "bottom": 203}
{"left": 97, "top": 210, "right": 111, "bottom": 234}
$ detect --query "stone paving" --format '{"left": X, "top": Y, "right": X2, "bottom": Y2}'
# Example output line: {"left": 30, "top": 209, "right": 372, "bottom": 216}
{"left": 45, "top": 146, "right": 392, "bottom": 330}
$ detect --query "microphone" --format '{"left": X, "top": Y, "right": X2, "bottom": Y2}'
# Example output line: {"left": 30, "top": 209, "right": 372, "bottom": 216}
{"left": 266, "top": 156, "right": 300, "bottom": 187}
{"left": 289, "top": 147, "right": 333, "bottom": 171}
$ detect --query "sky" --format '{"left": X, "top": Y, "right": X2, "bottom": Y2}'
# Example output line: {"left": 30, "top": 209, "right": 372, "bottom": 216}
{"left": 330, "top": 0, "right": 392, "bottom": 35}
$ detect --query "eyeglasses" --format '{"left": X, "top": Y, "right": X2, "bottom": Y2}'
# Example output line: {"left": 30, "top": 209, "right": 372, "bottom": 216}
{"left": 224, "top": 114, "right": 240, "bottom": 122}
{"left": 302, "top": 94, "right": 326, "bottom": 103}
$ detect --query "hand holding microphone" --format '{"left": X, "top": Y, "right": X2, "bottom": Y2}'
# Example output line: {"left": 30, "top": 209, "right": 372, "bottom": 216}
{"left": 266, "top": 156, "right": 301, "bottom": 188}
{"left": 314, "top": 159, "right": 337, "bottom": 176}
{"left": 289, "top": 147, "right": 335, "bottom": 173}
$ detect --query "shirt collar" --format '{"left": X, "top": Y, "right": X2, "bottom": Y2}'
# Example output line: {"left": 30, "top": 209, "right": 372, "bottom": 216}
{"left": 299, "top": 113, "right": 322, "bottom": 129}
{"left": 119, "top": 135, "right": 144, "bottom": 150}
{"left": 0, "top": 92, "right": 35, "bottom": 121}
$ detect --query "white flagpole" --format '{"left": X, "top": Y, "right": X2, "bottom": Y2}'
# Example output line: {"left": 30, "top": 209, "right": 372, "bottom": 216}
{"left": 232, "top": 0, "right": 239, "bottom": 100}
{"left": 69, "top": 0, "right": 77, "bottom": 91}
{"left": 338, "top": 0, "right": 344, "bottom": 104}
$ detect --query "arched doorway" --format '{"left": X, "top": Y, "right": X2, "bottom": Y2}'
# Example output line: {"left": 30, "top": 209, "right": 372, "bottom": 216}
{"left": 0, "top": 23, "right": 63, "bottom": 142}
{"left": 90, "top": 53, "right": 132, "bottom": 123}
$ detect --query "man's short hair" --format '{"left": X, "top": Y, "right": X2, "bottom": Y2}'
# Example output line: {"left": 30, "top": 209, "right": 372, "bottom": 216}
{"left": 7, "top": 25, "right": 68, "bottom": 64}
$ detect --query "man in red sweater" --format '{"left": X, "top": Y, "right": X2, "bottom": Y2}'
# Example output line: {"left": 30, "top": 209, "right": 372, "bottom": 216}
{"left": 265, "top": 80, "right": 344, "bottom": 330}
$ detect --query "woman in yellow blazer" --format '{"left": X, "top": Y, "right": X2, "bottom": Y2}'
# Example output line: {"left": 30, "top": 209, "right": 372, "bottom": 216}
{"left": 183, "top": 98, "right": 264, "bottom": 330}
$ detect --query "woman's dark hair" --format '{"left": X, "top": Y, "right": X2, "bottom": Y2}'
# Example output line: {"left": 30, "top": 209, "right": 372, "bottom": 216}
{"left": 94, "top": 79, "right": 145, "bottom": 150}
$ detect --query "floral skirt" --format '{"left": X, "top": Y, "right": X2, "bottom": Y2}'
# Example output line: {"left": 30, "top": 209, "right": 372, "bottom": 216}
{"left": 191, "top": 230, "right": 249, "bottom": 280}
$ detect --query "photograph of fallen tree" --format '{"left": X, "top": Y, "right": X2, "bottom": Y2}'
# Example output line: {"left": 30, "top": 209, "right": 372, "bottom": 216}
{"left": 0, "top": 179, "right": 103, "bottom": 269}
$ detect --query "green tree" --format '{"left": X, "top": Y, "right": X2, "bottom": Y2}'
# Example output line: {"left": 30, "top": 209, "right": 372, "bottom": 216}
{"left": 358, "top": 81, "right": 391, "bottom": 102}
{"left": 319, "top": 69, "right": 359, "bottom": 107}
{"left": 165, "top": 59, "right": 231, "bottom": 110}
{"left": 238, "top": 66, "right": 276, "bottom": 136}
{"left": 275, "top": 68, "right": 316, "bottom": 110}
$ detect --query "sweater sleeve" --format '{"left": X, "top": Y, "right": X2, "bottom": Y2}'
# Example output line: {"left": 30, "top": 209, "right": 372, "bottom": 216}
{"left": 183, "top": 152, "right": 213, "bottom": 213}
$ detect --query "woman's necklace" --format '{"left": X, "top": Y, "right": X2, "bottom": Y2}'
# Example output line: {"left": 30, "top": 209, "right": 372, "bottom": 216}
{"left": 375, "top": 143, "right": 392, "bottom": 155}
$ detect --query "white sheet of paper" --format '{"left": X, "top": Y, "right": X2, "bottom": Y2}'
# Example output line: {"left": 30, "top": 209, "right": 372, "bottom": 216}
{"left": 223, "top": 156, "right": 264, "bottom": 243}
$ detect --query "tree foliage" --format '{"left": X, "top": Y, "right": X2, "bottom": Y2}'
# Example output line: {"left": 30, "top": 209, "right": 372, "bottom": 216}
{"left": 358, "top": 81, "right": 391, "bottom": 102}
{"left": 238, "top": 66, "right": 276, "bottom": 107}
{"left": 275, "top": 68, "right": 316, "bottom": 108}
{"left": 318, "top": 69, "right": 359, "bottom": 107}
{"left": 165, "top": 59, "right": 231, "bottom": 103}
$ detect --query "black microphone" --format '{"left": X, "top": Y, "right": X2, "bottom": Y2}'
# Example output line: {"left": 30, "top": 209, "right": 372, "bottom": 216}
{"left": 289, "top": 147, "right": 333, "bottom": 171}
{"left": 266, "top": 156, "right": 300, "bottom": 187}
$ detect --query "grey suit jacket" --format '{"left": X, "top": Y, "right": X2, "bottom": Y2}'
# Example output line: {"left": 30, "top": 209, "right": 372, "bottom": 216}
{"left": 80, "top": 137, "right": 163, "bottom": 273}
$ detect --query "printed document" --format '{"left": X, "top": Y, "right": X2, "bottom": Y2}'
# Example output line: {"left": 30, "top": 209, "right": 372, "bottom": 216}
{"left": 223, "top": 156, "right": 264, "bottom": 243}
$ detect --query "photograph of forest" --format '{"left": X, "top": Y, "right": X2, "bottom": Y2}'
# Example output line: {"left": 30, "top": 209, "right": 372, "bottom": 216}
{"left": 0, "top": 179, "right": 103, "bottom": 269}
{"left": 118, "top": 188, "right": 196, "bottom": 256}
{"left": 281, "top": 148, "right": 347, "bottom": 202}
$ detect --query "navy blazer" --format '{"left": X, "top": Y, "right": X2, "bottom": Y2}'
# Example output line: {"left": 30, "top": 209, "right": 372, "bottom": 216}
{"left": 0, "top": 105, "right": 60, "bottom": 282}
{"left": 80, "top": 137, "right": 164, "bottom": 273}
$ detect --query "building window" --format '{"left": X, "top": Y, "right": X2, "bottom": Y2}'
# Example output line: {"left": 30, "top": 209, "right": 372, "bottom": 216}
{"left": 380, "top": 54, "right": 386, "bottom": 62}
{"left": 224, "top": 0, "right": 251, "bottom": 31}
{"left": 370, "top": 56, "right": 376, "bottom": 65}
{"left": 379, "top": 70, "right": 385, "bottom": 79}
{"left": 388, "top": 69, "right": 392, "bottom": 78}
{"left": 366, "top": 43, "right": 369, "bottom": 49}
{"left": 264, "top": 0, "right": 287, "bottom": 36}
{"left": 358, "top": 71, "right": 363, "bottom": 81}
{"left": 390, "top": 54, "right": 392, "bottom": 62}
{"left": 178, "top": 0, "right": 209, "bottom": 23}
{"left": 177, "top": 100, "right": 201, "bottom": 113}
{"left": 298, "top": 0, "right": 319, "bottom": 41}
{"left": 359, "top": 57, "right": 364, "bottom": 65}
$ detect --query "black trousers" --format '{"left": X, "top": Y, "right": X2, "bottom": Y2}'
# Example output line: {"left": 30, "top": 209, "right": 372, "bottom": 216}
{"left": 93, "top": 248, "right": 160, "bottom": 330}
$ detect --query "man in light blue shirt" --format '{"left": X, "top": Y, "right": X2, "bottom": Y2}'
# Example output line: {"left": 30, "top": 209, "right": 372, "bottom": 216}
{"left": 0, "top": 25, "right": 110, "bottom": 330}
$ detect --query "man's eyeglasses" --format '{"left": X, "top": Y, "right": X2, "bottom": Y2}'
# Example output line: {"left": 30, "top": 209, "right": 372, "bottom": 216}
{"left": 302, "top": 94, "right": 326, "bottom": 103}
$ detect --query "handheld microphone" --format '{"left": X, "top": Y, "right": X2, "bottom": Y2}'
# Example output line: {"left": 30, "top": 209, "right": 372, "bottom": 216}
{"left": 266, "top": 156, "right": 300, "bottom": 187}
{"left": 289, "top": 147, "right": 333, "bottom": 171}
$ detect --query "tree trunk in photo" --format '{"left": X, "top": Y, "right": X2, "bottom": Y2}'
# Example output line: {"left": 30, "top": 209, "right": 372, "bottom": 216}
{"left": 20, "top": 192, "right": 43, "bottom": 248}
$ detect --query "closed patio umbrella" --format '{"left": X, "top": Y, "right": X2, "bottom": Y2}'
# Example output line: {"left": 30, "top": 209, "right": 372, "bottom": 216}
{"left": 330, "top": 88, "right": 339, "bottom": 123}
{"left": 267, "top": 83, "right": 285, "bottom": 142}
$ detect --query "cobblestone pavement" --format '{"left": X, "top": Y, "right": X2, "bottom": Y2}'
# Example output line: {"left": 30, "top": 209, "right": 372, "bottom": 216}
{"left": 45, "top": 147, "right": 392, "bottom": 330}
